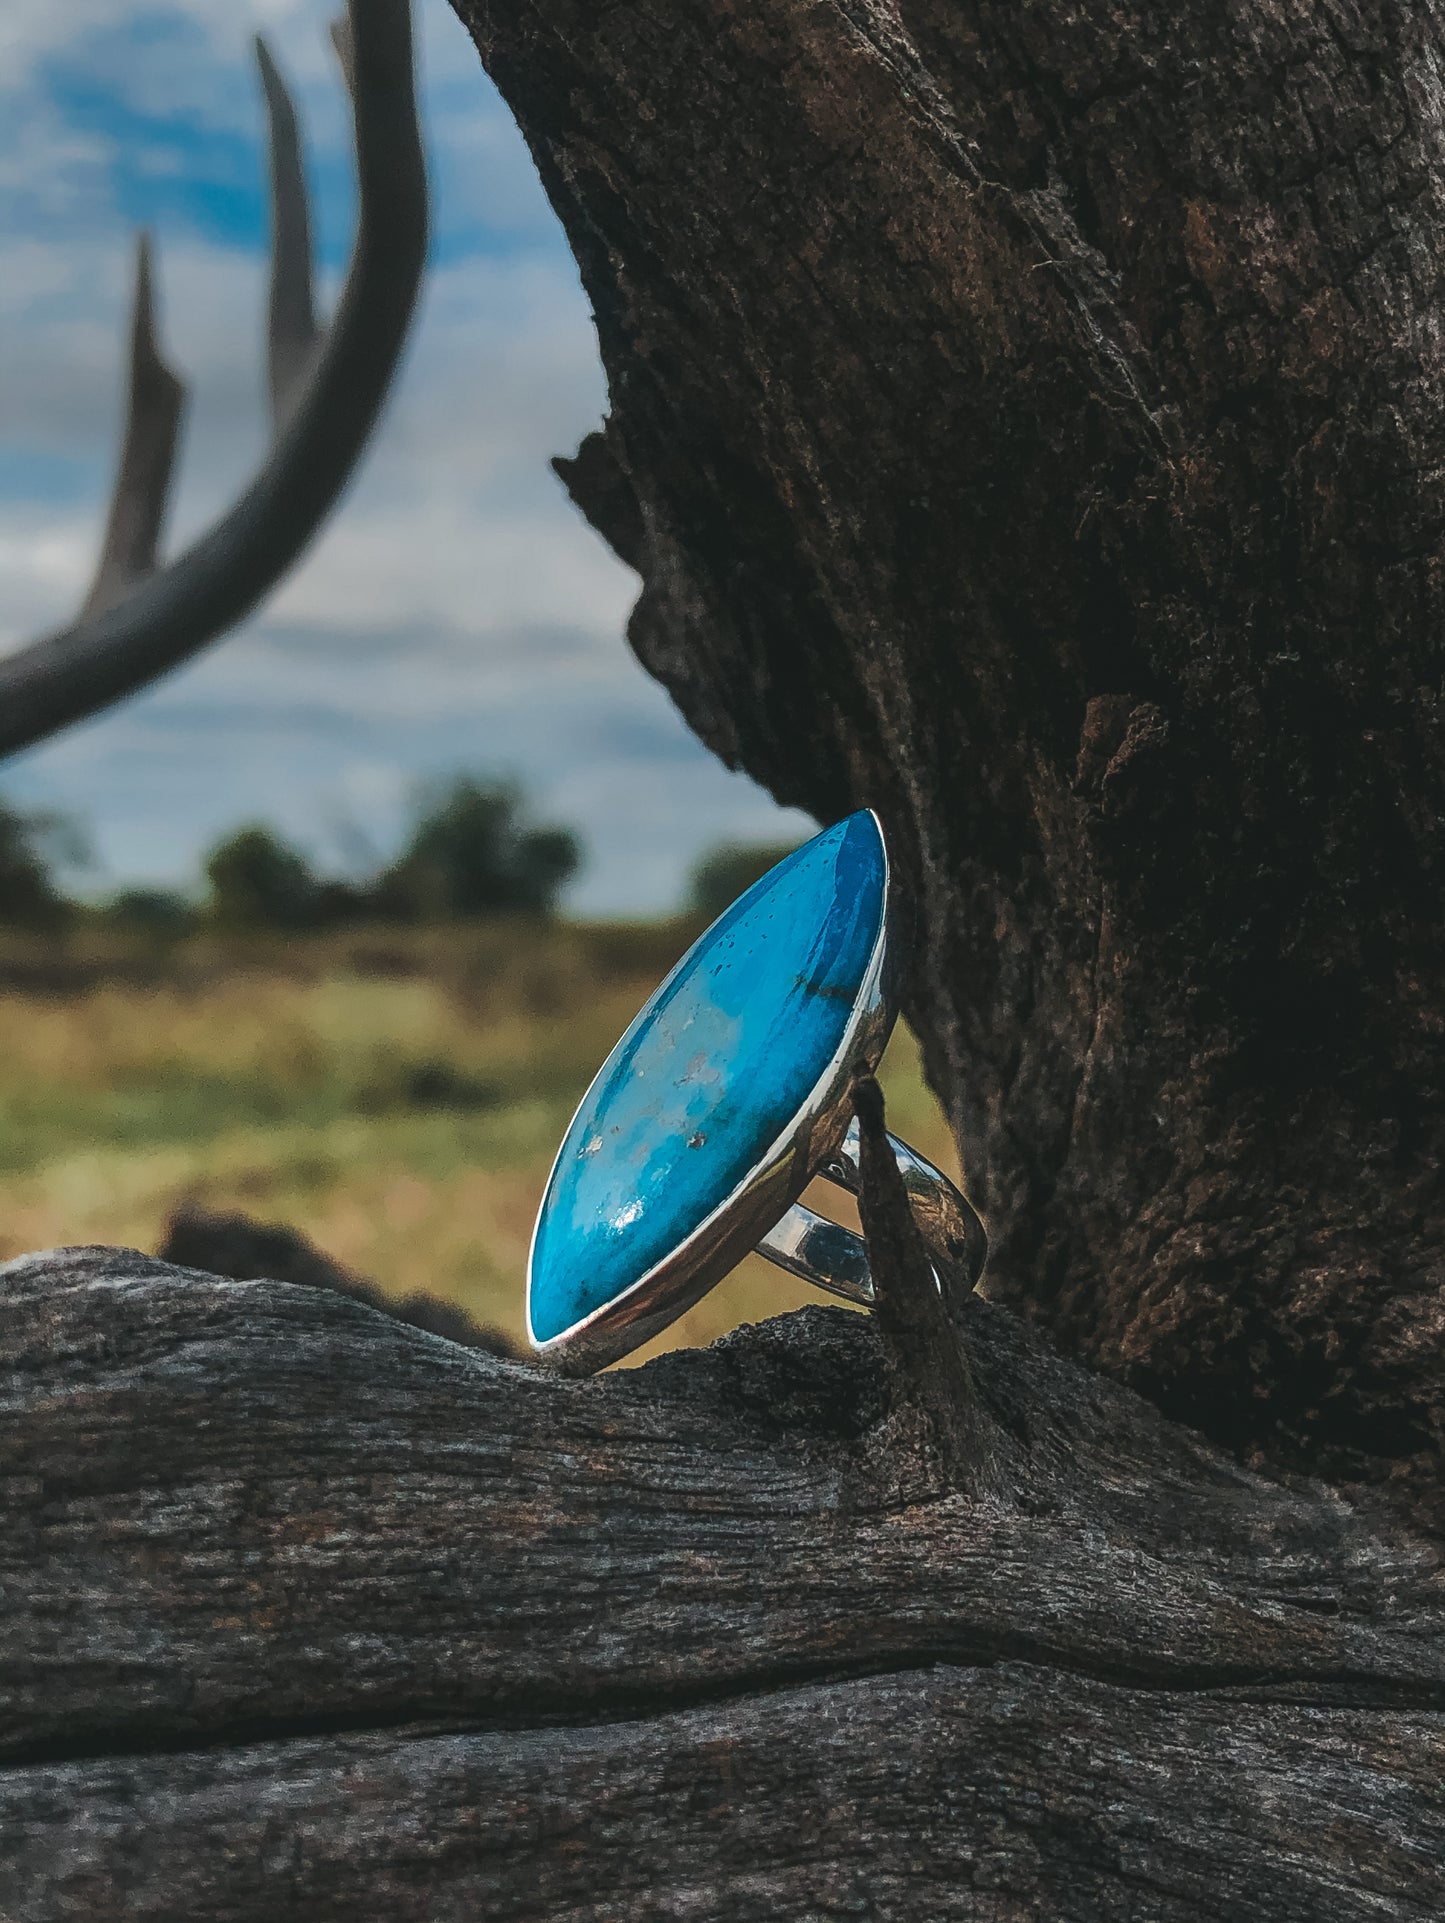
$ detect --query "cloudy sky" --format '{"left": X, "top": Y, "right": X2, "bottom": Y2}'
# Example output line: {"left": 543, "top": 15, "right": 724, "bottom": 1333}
{"left": 0, "top": 0, "right": 810, "bottom": 913}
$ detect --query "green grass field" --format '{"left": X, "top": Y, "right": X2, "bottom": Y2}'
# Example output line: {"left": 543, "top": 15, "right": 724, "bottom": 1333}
{"left": 0, "top": 922, "right": 958, "bottom": 1363}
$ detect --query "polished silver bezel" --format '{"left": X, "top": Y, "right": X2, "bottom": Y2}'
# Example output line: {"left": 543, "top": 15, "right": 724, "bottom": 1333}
{"left": 526, "top": 809, "right": 908, "bottom": 1375}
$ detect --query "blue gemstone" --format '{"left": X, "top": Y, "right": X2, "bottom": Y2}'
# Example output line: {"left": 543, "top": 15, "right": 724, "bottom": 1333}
{"left": 527, "top": 810, "right": 888, "bottom": 1345}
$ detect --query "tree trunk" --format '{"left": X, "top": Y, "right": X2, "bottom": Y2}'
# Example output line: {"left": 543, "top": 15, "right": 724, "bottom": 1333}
{"left": 10, "top": 2, "right": 1445, "bottom": 1912}
{"left": 458, "top": 0, "right": 1445, "bottom": 1490}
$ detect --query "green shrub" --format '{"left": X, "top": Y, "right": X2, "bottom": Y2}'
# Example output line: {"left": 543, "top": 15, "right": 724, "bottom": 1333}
{"left": 204, "top": 825, "right": 325, "bottom": 931}
{"left": 104, "top": 888, "right": 196, "bottom": 937}
{"left": 370, "top": 779, "right": 580, "bottom": 921}
{"left": 0, "top": 796, "right": 76, "bottom": 929}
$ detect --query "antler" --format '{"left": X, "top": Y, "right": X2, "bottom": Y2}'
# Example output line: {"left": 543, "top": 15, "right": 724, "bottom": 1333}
{"left": 0, "top": 0, "right": 427, "bottom": 760}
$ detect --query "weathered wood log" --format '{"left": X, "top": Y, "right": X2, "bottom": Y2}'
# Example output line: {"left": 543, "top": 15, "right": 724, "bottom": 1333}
{"left": 2, "top": 1247, "right": 1442, "bottom": 1916}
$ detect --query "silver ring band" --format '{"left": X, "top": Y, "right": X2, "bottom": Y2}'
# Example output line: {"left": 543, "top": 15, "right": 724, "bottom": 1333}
{"left": 755, "top": 1116, "right": 986, "bottom": 1305}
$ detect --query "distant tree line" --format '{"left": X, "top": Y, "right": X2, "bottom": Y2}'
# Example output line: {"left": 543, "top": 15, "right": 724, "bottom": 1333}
{"left": 0, "top": 777, "right": 805, "bottom": 934}
{"left": 0, "top": 779, "right": 582, "bottom": 933}
{"left": 200, "top": 780, "right": 580, "bottom": 932}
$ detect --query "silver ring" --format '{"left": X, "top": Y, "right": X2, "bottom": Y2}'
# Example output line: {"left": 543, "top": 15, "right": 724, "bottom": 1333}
{"left": 756, "top": 1115, "right": 985, "bottom": 1305}
{"left": 526, "top": 810, "right": 985, "bottom": 1374}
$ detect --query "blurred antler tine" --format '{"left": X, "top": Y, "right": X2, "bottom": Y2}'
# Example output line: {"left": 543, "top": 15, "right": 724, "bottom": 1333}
{"left": 0, "top": 0, "right": 427, "bottom": 761}
{"left": 255, "top": 35, "right": 320, "bottom": 434}
{"left": 78, "top": 234, "right": 187, "bottom": 622}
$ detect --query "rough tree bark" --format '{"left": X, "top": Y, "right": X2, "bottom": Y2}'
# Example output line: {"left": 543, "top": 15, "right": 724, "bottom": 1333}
{"left": 473, "top": 0, "right": 1445, "bottom": 1484}
{"left": 6, "top": 1, "right": 1445, "bottom": 1914}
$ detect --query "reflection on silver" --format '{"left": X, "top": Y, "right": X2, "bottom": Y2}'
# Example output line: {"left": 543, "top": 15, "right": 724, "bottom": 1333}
{"left": 756, "top": 1116, "right": 987, "bottom": 1304}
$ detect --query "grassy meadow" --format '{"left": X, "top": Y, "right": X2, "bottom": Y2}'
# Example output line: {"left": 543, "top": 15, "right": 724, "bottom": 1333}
{"left": 0, "top": 921, "right": 958, "bottom": 1364}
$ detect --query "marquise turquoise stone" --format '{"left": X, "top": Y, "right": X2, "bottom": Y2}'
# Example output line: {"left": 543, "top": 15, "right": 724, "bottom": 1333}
{"left": 527, "top": 809, "right": 888, "bottom": 1343}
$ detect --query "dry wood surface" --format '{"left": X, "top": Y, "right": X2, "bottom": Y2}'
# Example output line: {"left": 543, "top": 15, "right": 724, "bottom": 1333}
{"left": 1, "top": 1247, "right": 1441, "bottom": 1917}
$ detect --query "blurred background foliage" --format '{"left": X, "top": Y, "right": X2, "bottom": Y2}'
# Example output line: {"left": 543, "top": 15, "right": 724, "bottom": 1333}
{"left": 686, "top": 840, "right": 805, "bottom": 921}
{"left": 0, "top": 783, "right": 955, "bottom": 1363}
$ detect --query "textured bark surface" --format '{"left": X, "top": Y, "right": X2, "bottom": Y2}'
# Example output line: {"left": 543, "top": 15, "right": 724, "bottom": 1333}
{"left": 2, "top": 1248, "right": 1444, "bottom": 1918}
{"left": 454, "top": 0, "right": 1445, "bottom": 1487}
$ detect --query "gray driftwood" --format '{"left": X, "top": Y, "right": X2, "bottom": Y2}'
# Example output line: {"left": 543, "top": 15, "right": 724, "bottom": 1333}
{"left": 1, "top": 1246, "right": 1442, "bottom": 1918}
